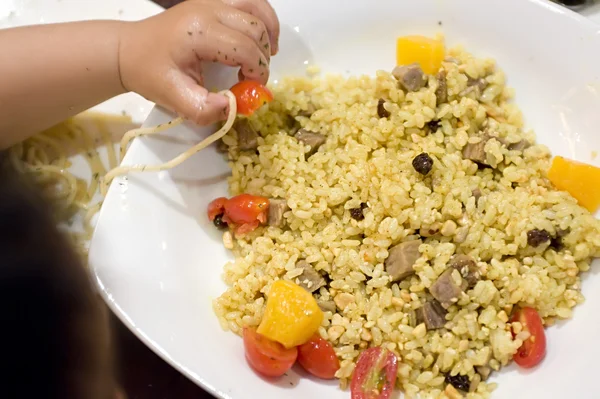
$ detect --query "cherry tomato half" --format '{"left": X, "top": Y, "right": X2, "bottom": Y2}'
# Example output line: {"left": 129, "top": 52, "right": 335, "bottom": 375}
{"left": 224, "top": 194, "right": 269, "bottom": 225}
{"left": 207, "top": 197, "right": 228, "bottom": 221}
{"left": 230, "top": 80, "right": 274, "bottom": 116}
{"left": 350, "top": 347, "right": 398, "bottom": 399}
{"left": 510, "top": 307, "right": 546, "bottom": 369}
{"left": 297, "top": 334, "right": 340, "bottom": 380}
{"left": 243, "top": 327, "right": 298, "bottom": 378}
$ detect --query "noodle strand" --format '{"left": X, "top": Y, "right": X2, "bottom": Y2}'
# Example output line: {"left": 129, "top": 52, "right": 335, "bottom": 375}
{"left": 7, "top": 90, "right": 239, "bottom": 262}
{"left": 101, "top": 90, "right": 236, "bottom": 196}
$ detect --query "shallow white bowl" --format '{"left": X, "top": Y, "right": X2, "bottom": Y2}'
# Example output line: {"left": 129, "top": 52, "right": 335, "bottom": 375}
{"left": 90, "top": 1, "right": 600, "bottom": 398}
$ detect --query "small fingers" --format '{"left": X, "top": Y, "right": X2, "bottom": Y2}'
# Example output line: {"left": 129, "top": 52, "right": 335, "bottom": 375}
{"left": 217, "top": 7, "right": 271, "bottom": 60}
{"left": 165, "top": 70, "right": 230, "bottom": 126}
{"left": 220, "top": 0, "right": 280, "bottom": 55}
{"left": 199, "top": 23, "right": 269, "bottom": 84}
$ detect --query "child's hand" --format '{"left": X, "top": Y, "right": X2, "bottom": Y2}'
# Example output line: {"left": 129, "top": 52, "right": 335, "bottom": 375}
{"left": 119, "top": 0, "right": 280, "bottom": 126}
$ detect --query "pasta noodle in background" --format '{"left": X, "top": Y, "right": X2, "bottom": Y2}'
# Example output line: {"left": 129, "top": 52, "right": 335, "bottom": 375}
{"left": 5, "top": 113, "right": 134, "bottom": 258}
{"left": 5, "top": 89, "right": 237, "bottom": 261}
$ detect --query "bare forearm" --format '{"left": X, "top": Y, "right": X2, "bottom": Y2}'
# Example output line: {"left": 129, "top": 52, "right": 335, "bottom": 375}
{"left": 0, "top": 21, "right": 127, "bottom": 148}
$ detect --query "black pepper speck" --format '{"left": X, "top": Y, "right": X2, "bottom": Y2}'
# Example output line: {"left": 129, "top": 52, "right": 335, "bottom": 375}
{"left": 412, "top": 153, "right": 434, "bottom": 175}
{"left": 527, "top": 229, "right": 551, "bottom": 247}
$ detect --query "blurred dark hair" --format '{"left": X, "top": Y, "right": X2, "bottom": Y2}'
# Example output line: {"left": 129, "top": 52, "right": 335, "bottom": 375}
{"left": 0, "top": 168, "right": 115, "bottom": 399}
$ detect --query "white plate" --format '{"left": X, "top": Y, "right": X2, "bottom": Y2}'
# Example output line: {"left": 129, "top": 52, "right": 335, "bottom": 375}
{"left": 90, "top": 1, "right": 600, "bottom": 398}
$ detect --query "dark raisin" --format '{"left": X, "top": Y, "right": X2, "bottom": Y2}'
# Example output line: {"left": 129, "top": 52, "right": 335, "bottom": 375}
{"left": 427, "top": 119, "right": 441, "bottom": 132}
{"left": 527, "top": 229, "right": 551, "bottom": 247}
{"left": 550, "top": 236, "right": 563, "bottom": 251}
{"left": 377, "top": 98, "right": 390, "bottom": 118}
{"left": 550, "top": 228, "right": 570, "bottom": 251}
{"left": 412, "top": 153, "right": 434, "bottom": 175}
{"left": 445, "top": 373, "right": 470, "bottom": 392}
{"left": 350, "top": 203, "right": 368, "bottom": 221}
{"left": 213, "top": 214, "right": 228, "bottom": 230}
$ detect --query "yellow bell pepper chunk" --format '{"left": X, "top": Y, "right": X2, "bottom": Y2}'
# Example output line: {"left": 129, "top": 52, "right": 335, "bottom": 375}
{"left": 396, "top": 35, "right": 445, "bottom": 75}
{"left": 548, "top": 156, "right": 600, "bottom": 213}
{"left": 257, "top": 280, "right": 323, "bottom": 349}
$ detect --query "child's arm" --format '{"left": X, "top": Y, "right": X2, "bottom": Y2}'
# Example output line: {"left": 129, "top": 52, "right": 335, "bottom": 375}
{"left": 0, "top": 21, "right": 126, "bottom": 147}
{"left": 0, "top": 0, "right": 279, "bottom": 149}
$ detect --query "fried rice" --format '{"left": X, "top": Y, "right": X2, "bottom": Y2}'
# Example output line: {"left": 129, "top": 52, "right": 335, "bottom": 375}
{"left": 212, "top": 45, "right": 600, "bottom": 398}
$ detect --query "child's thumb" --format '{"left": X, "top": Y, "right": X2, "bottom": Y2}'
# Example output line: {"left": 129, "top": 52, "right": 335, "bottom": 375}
{"left": 166, "top": 72, "right": 230, "bottom": 126}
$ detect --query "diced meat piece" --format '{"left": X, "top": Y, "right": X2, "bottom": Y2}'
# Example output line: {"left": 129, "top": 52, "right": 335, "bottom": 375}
{"left": 435, "top": 71, "right": 448, "bottom": 105}
{"left": 392, "top": 63, "right": 426, "bottom": 92}
{"left": 216, "top": 139, "right": 228, "bottom": 153}
{"left": 507, "top": 140, "right": 531, "bottom": 151}
{"left": 384, "top": 239, "right": 422, "bottom": 282}
{"left": 267, "top": 198, "right": 289, "bottom": 227}
{"left": 468, "top": 77, "right": 488, "bottom": 92}
{"left": 476, "top": 366, "right": 492, "bottom": 381}
{"left": 234, "top": 119, "right": 259, "bottom": 151}
{"left": 295, "top": 260, "right": 326, "bottom": 293}
{"left": 316, "top": 299, "right": 336, "bottom": 313}
{"left": 377, "top": 98, "right": 391, "bottom": 118}
{"left": 462, "top": 136, "right": 490, "bottom": 165}
{"left": 415, "top": 300, "right": 448, "bottom": 330}
{"left": 449, "top": 254, "right": 480, "bottom": 288}
{"left": 430, "top": 268, "right": 464, "bottom": 308}
{"left": 294, "top": 129, "right": 326, "bottom": 157}
{"left": 460, "top": 77, "right": 488, "bottom": 98}
{"left": 492, "top": 135, "right": 509, "bottom": 146}
{"left": 472, "top": 188, "right": 482, "bottom": 202}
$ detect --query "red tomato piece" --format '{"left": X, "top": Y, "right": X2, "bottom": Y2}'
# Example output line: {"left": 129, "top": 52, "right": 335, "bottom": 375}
{"left": 243, "top": 327, "right": 298, "bottom": 378}
{"left": 510, "top": 307, "right": 546, "bottom": 369}
{"left": 207, "top": 197, "right": 228, "bottom": 221}
{"left": 234, "top": 220, "right": 261, "bottom": 237}
{"left": 297, "top": 334, "right": 340, "bottom": 380}
{"left": 350, "top": 347, "right": 398, "bottom": 399}
{"left": 230, "top": 80, "right": 274, "bottom": 116}
{"left": 224, "top": 194, "right": 269, "bottom": 225}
